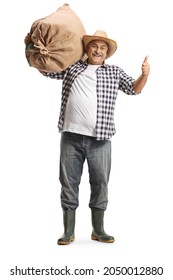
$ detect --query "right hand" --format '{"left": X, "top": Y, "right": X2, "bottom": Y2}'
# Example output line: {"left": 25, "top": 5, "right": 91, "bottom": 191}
{"left": 24, "top": 33, "right": 32, "bottom": 45}
{"left": 38, "top": 70, "right": 45, "bottom": 74}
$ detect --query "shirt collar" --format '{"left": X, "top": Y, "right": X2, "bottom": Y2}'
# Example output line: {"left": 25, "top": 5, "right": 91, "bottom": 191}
{"left": 81, "top": 60, "right": 109, "bottom": 68}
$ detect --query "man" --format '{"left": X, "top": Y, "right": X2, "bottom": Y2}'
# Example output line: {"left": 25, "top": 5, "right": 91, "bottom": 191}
{"left": 25, "top": 30, "right": 150, "bottom": 245}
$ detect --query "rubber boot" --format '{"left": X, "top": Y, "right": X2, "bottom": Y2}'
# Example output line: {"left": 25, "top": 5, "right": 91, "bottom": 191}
{"left": 91, "top": 208, "right": 115, "bottom": 243}
{"left": 57, "top": 209, "right": 75, "bottom": 245}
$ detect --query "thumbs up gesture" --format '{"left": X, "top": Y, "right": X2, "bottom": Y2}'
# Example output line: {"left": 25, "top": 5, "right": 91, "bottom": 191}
{"left": 142, "top": 56, "right": 150, "bottom": 76}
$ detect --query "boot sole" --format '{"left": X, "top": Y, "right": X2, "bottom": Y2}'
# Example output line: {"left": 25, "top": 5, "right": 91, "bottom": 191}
{"left": 91, "top": 236, "right": 115, "bottom": 243}
{"left": 57, "top": 237, "right": 75, "bottom": 245}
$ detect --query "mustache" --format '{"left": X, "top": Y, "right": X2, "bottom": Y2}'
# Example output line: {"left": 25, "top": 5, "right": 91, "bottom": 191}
{"left": 93, "top": 51, "right": 102, "bottom": 56}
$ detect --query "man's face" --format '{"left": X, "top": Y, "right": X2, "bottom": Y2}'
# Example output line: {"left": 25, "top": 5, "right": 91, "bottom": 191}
{"left": 87, "top": 40, "right": 109, "bottom": 65}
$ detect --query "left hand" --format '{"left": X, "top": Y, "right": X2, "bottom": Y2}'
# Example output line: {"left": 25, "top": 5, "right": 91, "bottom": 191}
{"left": 142, "top": 56, "right": 150, "bottom": 76}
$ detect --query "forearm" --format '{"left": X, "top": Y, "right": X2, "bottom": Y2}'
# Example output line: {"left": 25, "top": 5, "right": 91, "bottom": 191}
{"left": 133, "top": 74, "right": 148, "bottom": 94}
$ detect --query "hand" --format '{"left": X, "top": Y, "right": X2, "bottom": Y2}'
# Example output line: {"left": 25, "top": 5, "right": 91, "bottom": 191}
{"left": 142, "top": 56, "right": 150, "bottom": 76}
{"left": 24, "top": 33, "right": 32, "bottom": 45}
{"left": 38, "top": 69, "right": 45, "bottom": 74}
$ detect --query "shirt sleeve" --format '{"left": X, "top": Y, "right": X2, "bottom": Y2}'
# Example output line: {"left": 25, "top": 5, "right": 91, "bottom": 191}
{"left": 43, "top": 71, "right": 65, "bottom": 80}
{"left": 119, "top": 68, "right": 136, "bottom": 95}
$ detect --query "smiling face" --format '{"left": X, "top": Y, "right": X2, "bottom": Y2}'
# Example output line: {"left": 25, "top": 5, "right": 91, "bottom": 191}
{"left": 86, "top": 40, "right": 109, "bottom": 65}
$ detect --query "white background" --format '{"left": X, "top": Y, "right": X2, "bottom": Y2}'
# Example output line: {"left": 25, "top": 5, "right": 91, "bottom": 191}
{"left": 0, "top": 0, "right": 173, "bottom": 279}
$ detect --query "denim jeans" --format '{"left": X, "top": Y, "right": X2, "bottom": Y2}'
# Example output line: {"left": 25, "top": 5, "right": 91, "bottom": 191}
{"left": 59, "top": 132, "right": 111, "bottom": 210}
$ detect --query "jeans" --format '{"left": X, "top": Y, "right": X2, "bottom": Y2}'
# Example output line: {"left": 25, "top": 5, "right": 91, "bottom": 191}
{"left": 59, "top": 132, "right": 111, "bottom": 210}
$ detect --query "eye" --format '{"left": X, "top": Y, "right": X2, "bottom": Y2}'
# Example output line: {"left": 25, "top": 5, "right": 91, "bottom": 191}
{"left": 92, "top": 44, "right": 97, "bottom": 49}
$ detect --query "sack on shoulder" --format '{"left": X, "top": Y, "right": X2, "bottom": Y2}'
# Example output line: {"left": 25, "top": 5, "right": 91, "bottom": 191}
{"left": 25, "top": 4, "right": 86, "bottom": 72}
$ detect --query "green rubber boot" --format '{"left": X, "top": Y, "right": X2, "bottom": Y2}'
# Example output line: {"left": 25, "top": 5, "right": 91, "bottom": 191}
{"left": 91, "top": 208, "right": 115, "bottom": 243}
{"left": 57, "top": 210, "right": 75, "bottom": 245}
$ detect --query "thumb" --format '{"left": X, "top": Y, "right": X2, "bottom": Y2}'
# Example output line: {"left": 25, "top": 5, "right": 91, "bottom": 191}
{"left": 143, "top": 55, "right": 149, "bottom": 63}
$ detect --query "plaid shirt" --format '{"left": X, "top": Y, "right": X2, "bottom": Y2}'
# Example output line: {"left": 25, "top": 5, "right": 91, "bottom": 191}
{"left": 44, "top": 60, "right": 136, "bottom": 140}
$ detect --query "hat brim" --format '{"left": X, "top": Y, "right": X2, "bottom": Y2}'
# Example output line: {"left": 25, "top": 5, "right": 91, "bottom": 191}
{"left": 82, "top": 35, "right": 117, "bottom": 59}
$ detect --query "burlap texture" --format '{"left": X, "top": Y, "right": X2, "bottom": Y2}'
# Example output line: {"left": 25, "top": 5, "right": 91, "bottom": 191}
{"left": 25, "top": 4, "right": 86, "bottom": 72}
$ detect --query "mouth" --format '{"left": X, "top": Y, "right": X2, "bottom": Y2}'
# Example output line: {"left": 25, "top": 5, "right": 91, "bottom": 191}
{"left": 92, "top": 53, "right": 102, "bottom": 58}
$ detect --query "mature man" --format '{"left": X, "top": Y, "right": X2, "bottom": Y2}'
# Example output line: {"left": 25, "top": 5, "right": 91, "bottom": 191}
{"left": 25, "top": 30, "right": 150, "bottom": 245}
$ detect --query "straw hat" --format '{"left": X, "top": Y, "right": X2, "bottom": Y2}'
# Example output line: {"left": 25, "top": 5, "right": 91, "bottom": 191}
{"left": 82, "top": 30, "right": 117, "bottom": 59}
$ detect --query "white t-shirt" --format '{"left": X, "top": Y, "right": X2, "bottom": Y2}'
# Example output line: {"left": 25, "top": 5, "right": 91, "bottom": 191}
{"left": 62, "top": 64, "right": 100, "bottom": 137}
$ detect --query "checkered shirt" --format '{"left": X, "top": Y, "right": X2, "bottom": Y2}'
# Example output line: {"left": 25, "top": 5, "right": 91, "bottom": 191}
{"left": 44, "top": 60, "right": 136, "bottom": 140}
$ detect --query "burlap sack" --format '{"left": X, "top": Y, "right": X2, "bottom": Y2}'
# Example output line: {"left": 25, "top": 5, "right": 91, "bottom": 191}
{"left": 25, "top": 4, "right": 86, "bottom": 72}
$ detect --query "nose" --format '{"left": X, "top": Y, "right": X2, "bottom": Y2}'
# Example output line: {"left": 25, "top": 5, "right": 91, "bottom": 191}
{"left": 95, "top": 46, "right": 101, "bottom": 53}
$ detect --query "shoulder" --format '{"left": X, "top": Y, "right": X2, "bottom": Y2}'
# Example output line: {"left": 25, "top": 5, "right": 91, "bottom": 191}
{"left": 99, "top": 64, "right": 121, "bottom": 75}
{"left": 67, "top": 60, "right": 86, "bottom": 71}
{"left": 102, "top": 63, "right": 120, "bottom": 70}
